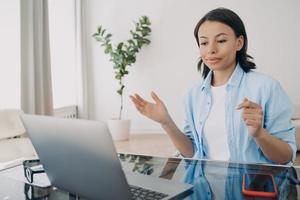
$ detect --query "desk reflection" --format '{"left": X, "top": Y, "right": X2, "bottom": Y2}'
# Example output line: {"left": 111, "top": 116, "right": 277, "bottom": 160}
{"left": 182, "top": 160, "right": 297, "bottom": 199}
{"left": 0, "top": 153, "right": 299, "bottom": 199}
{"left": 119, "top": 154, "right": 298, "bottom": 199}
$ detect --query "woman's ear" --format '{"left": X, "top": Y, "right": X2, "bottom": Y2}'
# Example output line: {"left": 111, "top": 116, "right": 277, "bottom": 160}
{"left": 236, "top": 35, "right": 244, "bottom": 51}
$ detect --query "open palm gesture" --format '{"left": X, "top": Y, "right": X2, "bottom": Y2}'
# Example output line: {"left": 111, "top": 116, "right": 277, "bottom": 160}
{"left": 130, "top": 92, "right": 171, "bottom": 125}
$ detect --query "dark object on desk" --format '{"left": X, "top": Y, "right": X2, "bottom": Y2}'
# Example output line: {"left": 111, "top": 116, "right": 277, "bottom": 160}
{"left": 242, "top": 173, "right": 277, "bottom": 198}
{"left": 23, "top": 159, "right": 45, "bottom": 183}
{"left": 24, "top": 183, "right": 52, "bottom": 200}
{"left": 21, "top": 114, "right": 193, "bottom": 200}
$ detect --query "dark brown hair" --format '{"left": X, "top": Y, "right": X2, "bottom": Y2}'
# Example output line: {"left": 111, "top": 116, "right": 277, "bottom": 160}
{"left": 194, "top": 8, "right": 256, "bottom": 78}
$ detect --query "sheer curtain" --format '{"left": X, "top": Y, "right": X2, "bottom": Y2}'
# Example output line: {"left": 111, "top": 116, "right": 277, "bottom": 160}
{"left": 20, "top": 0, "right": 53, "bottom": 115}
{"left": 75, "top": 0, "right": 89, "bottom": 119}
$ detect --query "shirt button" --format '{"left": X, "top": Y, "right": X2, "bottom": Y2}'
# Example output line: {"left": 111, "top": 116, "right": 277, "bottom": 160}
{"left": 200, "top": 121, "right": 203, "bottom": 125}
{"left": 207, "top": 101, "right": 210, "bottom": 105}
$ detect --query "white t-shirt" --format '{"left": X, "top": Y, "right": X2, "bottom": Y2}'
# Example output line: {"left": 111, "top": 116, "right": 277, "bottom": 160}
{"left": 203, "top": 84, "right": 230, "bottom": 161}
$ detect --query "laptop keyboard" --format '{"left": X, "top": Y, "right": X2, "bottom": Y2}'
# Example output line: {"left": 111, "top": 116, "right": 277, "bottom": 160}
{"left": 130, "top": 185, "right": 169, "bottom": 200}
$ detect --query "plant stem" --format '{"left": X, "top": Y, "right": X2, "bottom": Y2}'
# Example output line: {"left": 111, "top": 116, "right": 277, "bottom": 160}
{"left": 119, "top": 94, "right": 123, "bottom": 120}
{"left": 119, "top": 79, "right": 123, "bottom": 120}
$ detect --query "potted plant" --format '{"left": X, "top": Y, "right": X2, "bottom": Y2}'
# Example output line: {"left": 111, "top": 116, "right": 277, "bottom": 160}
{"left": 93, "top": 16, "right": 151, "bottom": 140}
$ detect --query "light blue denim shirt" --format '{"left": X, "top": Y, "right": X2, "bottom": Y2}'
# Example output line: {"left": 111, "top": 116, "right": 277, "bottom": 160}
{"left": 183, "top": 63, "right": 296, "bottom": 164}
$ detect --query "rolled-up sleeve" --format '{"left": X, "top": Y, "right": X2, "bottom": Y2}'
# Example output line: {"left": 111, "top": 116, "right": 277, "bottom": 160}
{"left": 182, "top": 91, "right": 198, "bottom": 157}
{"left": 264, "top": 81, "right": 296, "bottom": 163}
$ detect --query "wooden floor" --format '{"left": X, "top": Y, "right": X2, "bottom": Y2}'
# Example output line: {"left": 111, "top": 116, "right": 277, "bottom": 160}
{"left": 115, "top": 134, "right": 300, "bottom": 165}
{"left": 114, "top": 134, "right": 177, "bottom": 157}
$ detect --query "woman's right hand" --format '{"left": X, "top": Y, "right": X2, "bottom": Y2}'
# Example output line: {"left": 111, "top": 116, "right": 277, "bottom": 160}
{"left": 130, "top": 91, "right": 171, "bottom": 125}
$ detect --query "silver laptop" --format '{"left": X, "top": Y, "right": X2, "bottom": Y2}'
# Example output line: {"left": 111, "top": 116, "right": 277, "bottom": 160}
{"left": 21, "top": 114, "right": 193, "bottom": 200}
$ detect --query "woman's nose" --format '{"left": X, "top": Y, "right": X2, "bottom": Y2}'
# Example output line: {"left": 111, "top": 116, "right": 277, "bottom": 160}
{"left": 207, "top": 43, "right": 217, "bottom": 54}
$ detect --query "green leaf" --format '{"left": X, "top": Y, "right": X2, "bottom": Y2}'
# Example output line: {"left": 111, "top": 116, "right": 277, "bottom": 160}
{"left": 105, "top": 33, "right": 112, "bottom": 39}
{"left": 142, "top": 16, "right": 151, "bottom": 25}
{"left": 104, "top": 44, "right": 112, "bottom": 54}
{"left": 127, "top": 55, "right": 136, "bottom": 63}
{"left": 117, "top": 89, "right": 122, "bottom": 95}
{"left": 92, "top": 33, "right": 99, "bottom": 37}
{"left": 117, "top": 42, "right": 124, "bottom": 50}
{"left": 117, "top": 85, "right": 125, "bottom": 95}
{"left": 113, "top": 64, "right": 120, "bottom": 69}
{"left": 142, "top": 38, "right": 150, "bottom": 44}
{"left": 142, "top": 27, "right": 151, "bottom": 32}
{"left": 115, "top": 74, "right": 122, "bottom": 80}
{"left": 97, "top": 25, "right": 102, "bottom": 33}
{"left": 94, "top": 37, "right": 103, "bottom": 42}
{"left": 101, "top": 29, "right": 106, "bottom": 36}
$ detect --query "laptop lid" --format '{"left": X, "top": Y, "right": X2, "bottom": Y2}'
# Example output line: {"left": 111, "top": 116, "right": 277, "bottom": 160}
{"left": 21, "top": 114, "right": 132, "bottom": 200}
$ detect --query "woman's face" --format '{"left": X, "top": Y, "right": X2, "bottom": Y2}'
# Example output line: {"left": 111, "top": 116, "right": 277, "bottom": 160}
{"left": 198, "top": 21, "right": 244, "bottom": 71}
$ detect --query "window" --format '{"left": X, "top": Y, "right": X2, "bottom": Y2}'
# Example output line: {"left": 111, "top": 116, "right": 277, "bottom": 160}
{"left": 0, "top": 0, "right": 78, "bottom": 110}
{"left": 0, "top": 0, "right": 20, "bottom": 109}
{"left": 48, "top": 0, "right": 77, "bottom": 108}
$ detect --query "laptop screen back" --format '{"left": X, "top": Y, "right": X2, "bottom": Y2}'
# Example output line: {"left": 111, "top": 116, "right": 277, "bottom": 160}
{"left": 21, "top": 114, "right": 132, "bottom": 200}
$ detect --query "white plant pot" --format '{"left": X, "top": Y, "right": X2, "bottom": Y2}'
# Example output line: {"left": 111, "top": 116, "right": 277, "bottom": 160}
{"left": 107, "top": 119, "right": 131, "bottom": 141}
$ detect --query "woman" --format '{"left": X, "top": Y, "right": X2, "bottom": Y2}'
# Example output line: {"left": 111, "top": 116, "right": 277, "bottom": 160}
{"left": 130, "top": 8, "right": 296, "bottom": 165}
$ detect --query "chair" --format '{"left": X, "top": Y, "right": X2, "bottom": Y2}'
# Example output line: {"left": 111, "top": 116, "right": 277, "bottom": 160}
{"left": 293, "top": 119, "right": 300, "bottom": 150}
{"left": 0, "top": 109, "right": 36, "bottom": 162}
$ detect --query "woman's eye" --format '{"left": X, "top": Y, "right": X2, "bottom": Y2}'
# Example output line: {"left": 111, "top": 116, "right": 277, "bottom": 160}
{"left": 218, "top": 39, "right": 227, "bottom": 43}
{"left": 200, "top": 42, "right": 208, "bottom": 46}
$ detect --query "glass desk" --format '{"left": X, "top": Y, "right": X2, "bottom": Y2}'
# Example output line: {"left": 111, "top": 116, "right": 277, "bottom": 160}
{"left": 0, "top": 153, "right": 300, "bottom": 199}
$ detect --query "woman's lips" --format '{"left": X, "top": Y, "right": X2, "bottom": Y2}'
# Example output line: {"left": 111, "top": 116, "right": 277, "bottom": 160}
{"left": 206, "top": 58, "right": 222, "bottom": 65}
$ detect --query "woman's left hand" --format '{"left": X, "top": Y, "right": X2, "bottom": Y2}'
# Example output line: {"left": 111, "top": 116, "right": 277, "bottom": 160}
{"left": 237, "top": 98, "right": 264, "bottom": 137}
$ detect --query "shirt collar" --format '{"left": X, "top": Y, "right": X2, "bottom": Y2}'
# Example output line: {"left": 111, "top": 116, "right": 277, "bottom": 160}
{"left": 201, "top": 62, "right": 244, "bottom": 91}
{"left": 227, "top": 62, "right": 244, "bottom": 88}
{"left": 201, "top": 70, "right": 213, "bottom": 91}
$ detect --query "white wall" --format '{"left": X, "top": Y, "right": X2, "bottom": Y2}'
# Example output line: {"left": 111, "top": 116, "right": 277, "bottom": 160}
{"left": 0, "top": 0, "right": 20, "bottom": 109}
{"left": 83, "top": 0, "right": 300, "bottom": 133}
